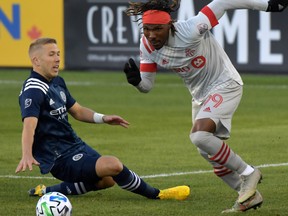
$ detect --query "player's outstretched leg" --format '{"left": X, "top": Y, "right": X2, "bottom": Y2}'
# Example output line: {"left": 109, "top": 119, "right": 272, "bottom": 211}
{"left": 28, "top": 181, "right": 190, "bottom": 200}
{"left": 28, "top": 181, "right": 101, "bottom": 196}
{"left": 28, "top": 165, "right": 190, "bottom": 200}
{"left": 222, "top": 190, "right": 263, "bottom": 213}
{"left": 191, "top": 132, "right": 262, "bottom": 203}
{"left": 113, "top": 165, "right": 190, "bottom": 200}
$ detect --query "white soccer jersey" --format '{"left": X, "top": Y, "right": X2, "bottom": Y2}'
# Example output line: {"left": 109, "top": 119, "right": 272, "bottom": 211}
{"left": 139, "top": 6, "right": 243, "bottom": 104}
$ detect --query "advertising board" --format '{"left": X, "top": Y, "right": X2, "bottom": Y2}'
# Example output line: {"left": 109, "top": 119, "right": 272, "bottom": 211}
{"left": 64, "top": 0, "right": 288, "bottom": 73}
{"left": 0, "top": 1, "right": 64, "bottom": 68}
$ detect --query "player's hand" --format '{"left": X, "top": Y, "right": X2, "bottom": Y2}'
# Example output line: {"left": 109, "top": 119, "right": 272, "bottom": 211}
{"left": 266, "top": 0, "right": 288, "bottom": 12}
{"left": 103, "top": 115, "right": 130, "bottom": 128}
{"left": 123, "top": 58, "right": 141, "bottom": 86}
{"left": 15, "top": 156, "right": 40, "bottom": 173}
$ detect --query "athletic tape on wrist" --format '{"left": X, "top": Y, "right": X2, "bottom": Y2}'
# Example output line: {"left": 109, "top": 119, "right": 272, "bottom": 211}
{"left": 93, "top": 112, "right": 104, "bottom": 123}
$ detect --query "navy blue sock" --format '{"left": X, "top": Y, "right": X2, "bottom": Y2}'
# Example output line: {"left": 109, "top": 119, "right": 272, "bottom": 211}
{"left": 45, "top": 182, "right": 97, "bottom": 195}
{"left": 112, "top": 165, "right": 160, "bottom": 199}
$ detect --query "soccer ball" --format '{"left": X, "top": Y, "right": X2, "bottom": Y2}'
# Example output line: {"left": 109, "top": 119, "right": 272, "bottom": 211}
{"left": 36, "top": 192, "right": 72, "bottom": 216}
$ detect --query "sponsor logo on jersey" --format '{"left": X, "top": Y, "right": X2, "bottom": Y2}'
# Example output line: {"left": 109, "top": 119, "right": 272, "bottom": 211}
{"left": 173, "top": 66, "right": 191, "bottom": 73}
{"left": 49, "top": 98, "right": 55, "bottom": 105}
{"left": 50, "top": 105, "right": 67, "bottom": 115}
{"left": 24, "top": 98, "right": 32, "bottom": 108}
{"left": 191, "top": 56, "right": 206, "bottom": 68}
{"left": 203, "top": 107, "right": 211, "bottom": 112}
{"left": 185, "top": 49, "right": 195, "bottom": 57}
{"left": 173, "top": 56, "right": 206, "bottom": 72}
{"left": 72, "top": 153, "right": 83, "bottom": 161}
{"left": 50, "top": 104, "right": 68, "bottom": 120}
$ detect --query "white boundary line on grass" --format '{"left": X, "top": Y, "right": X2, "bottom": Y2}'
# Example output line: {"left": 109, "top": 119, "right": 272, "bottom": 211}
{"left": 142, "top": 162, "right": 288, "bottom": 178}
{"left": 1, "top": 162, "right": 288, "bottom": 180}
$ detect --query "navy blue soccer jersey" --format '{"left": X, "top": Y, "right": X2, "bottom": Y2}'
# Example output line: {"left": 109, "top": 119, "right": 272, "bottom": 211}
{"left": 19, "top": 71, "right": 85, "bottom": 174}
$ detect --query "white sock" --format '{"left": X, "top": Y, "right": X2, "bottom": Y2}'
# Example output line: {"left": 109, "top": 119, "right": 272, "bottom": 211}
{"left": 240, "top": 165, "right": 254, "bottom": 176}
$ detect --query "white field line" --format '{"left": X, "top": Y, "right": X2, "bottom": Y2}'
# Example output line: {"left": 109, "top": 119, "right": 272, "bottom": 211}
{"left": 1, "top": 79, "right": 288, "bottom": 89}
{"left": 1, "top": 162, "right": 288, "bottom": 180}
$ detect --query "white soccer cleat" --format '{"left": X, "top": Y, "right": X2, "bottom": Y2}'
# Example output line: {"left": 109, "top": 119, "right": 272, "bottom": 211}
{"left": 238, "top": 167, "right": 262, "bottom": 203}
{"left": 222, "top": 190, "right": 263, "bottom": 213}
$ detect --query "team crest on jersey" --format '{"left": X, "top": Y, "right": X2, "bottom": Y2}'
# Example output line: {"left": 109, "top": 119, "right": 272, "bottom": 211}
{"left": 197, "top": 23, "right": 208, "bottom": 34}
{"left": 185, "top": 49, "right": 195, "bottom": 57}
{"left": 72, "top": 153, "right": 83, "bottom": 161}
{"left": 24, "top": 98, "right": 32, "bottom": 108}
{"left": 60, "top": 91, "right": 66, "bottom": 103}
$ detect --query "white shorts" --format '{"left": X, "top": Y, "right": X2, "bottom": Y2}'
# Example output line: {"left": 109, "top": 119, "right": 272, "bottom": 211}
{"left": 192, "top": 81, "right": 243, "bottom": 139}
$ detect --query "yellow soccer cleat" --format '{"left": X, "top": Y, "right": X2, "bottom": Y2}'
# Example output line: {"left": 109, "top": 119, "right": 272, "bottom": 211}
{"left": 28, "top": 184, "right": 46, "bottom": 197}
{"left": 157, "top": 185, "right": 190, "bottom": 200}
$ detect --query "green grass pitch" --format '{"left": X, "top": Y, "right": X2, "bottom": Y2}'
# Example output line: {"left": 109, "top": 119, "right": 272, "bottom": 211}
{"left": 0, "top": 69, "right": 288, "bottom": 215}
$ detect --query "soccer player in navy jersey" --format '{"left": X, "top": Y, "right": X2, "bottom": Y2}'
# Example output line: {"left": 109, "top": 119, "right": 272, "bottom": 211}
{"left": 15, "top": 38, "right": 190, "bottom": 201}
{"left": 123, "top": 0, "right": 287, "bottom": 212}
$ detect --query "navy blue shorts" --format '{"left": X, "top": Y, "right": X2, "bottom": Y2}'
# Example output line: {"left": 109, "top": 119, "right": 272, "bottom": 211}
{"left": 50, "top": 144, "right": 102, "bottom": 183}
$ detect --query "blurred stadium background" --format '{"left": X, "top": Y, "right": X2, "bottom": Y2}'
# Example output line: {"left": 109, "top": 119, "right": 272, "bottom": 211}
{"left": 0, "top": 0, "right": 287, "bottom": 73}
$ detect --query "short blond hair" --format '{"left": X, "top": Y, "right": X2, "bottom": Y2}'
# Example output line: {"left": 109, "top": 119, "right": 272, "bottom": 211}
{"left": 29, "top": 38, "right": 57, "bottom": 57}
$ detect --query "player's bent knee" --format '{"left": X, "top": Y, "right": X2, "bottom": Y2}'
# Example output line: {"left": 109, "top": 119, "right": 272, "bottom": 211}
{"left": 189, "top": 131, "right": 212, "bottom": 149}
{"left": 190, "top": 131, "right": 202, "bottom": 147}
{"left": 97, "top": 156, "right": 123, "bottom": 176}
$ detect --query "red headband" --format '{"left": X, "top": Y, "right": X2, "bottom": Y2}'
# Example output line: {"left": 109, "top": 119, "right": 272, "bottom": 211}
{"left": 142, "top": 10, "right": 171, "bottom": 24}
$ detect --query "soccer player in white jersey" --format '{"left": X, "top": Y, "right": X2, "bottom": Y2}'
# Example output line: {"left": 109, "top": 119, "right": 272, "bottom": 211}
{"left": 124, "top": 0, "right": 288, "bottom": 212}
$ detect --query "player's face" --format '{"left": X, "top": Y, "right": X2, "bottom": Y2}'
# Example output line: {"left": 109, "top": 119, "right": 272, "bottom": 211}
{"left": 37, "top": 43, "right": 60, "bottom": 81}
{"left": 143, "top": 23, "right": 171, "bottom": 50}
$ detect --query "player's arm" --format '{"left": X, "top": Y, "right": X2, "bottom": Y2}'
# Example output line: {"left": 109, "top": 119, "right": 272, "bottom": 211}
{"left": 207, "top": 0, "right": 287, "bottom": 21}
{"left": 68, "top": 102, "right": 129, "bottom": 128}
{"left": 15, "top": 117, "right": 40, "bottom": 173}
{"left": 124, "top": 58, "right": 156, "bottom": 93}
{"left": 192, "top": 0, "right": 287, "bottom": 33}
{"left": 137, "top": 59, "right": 157, "bottom": 93}
{"left": 124, "top": 35, "right": 157, "bottom": 93}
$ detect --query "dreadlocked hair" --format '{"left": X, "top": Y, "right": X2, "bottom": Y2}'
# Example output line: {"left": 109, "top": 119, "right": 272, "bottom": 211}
{"left": 126, "top": 0, "right": 180, "bottom": 35}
